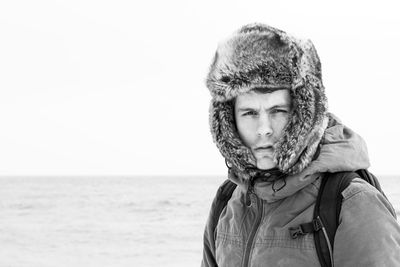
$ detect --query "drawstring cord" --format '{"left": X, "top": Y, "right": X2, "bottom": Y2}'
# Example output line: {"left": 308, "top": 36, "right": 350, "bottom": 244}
{"left": 246, "top": 176, "right": 256, "bottom": 206}
{"left": 225, "top": 159, "right": 233, "bottom": 169}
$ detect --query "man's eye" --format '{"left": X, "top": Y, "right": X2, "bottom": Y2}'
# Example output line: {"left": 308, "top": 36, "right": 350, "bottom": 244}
{"left": 243, "top": 111, "right": 257, "bottom": 116}
{"left": 272, "top": 109, "right": 288, "bottom": 114}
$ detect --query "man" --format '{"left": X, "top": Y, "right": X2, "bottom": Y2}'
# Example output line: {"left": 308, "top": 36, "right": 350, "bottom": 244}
{"left": 202, "top": 23, "right": 400, "bottom": 266}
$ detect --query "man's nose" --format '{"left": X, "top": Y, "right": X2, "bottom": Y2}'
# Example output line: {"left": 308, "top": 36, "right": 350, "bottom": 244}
{"left": 257, "top": 115, "right": 273, "bottom": 136}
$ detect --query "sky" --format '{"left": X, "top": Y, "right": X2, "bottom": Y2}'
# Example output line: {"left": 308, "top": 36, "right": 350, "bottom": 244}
{"left": 0, "top": 0, "right": 399, "bottom": 176}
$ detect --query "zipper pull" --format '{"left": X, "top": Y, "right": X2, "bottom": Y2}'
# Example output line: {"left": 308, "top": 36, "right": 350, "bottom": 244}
{"left": 246, "top": 182, "right": 256, "bottom": 207}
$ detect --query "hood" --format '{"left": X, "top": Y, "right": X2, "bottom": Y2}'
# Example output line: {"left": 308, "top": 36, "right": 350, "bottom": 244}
{"left": 207, "top": 23, "right": 328, "bottom": 177}
{"left": 229, "top": 114, "right": 371, "bottom": 202}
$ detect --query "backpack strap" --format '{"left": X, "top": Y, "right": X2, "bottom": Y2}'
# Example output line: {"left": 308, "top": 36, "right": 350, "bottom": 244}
{"left": 289, "top": 171, "right": 359, "bottom": 267}
{"left": 203, "top": 179, "right": 237, "bottom": 266}
{"left": 314, "top": 171, "right": 359, "bottom": 267}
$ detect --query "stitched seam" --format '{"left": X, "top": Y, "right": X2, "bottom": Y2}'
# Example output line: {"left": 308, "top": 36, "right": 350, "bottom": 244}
{"left": 255, "top": 240, "right": 315, "bottom": 250}
{"left": 216, "top": 231, "right": 242, "bottom": 238}
{"left": 216, "top": 232, "right": 244, "bottom": 246}
{"left": 256, "top": 234, "right": 314, "bottom": 249}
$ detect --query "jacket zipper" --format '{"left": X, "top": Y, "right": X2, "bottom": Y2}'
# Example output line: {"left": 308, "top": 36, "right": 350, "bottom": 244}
{"left": 242, "top": 192, "right": 264, "bottom": 267}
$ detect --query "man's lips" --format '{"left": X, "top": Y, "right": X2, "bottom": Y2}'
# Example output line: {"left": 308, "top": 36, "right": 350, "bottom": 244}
{"left": 253, "top": 145, "right": 274, "bottom": 153}
{"left": 254, "top": 145, "right": 274, "bottom": 151}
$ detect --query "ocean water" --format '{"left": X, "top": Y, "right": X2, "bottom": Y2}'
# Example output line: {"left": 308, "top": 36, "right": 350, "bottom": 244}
{"left": 0, "top": 175, "right": 399, "bottom": 267}
{"left": 0, "top": 176, "right": 223, "bottom": 267}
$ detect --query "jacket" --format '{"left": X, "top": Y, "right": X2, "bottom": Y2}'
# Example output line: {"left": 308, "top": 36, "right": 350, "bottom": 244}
{"left": 202, "top": 117, "right": 400, "bottom": 266}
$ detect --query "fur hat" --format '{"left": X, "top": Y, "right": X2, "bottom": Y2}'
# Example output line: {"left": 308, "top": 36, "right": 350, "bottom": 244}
{"left": 206, "top": 23, "right": 329, "bottom": 177}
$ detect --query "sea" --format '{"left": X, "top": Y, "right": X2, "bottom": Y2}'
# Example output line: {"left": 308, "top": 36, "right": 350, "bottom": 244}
{"left": 0, "top": 175, "right": 399, "bottom": 267}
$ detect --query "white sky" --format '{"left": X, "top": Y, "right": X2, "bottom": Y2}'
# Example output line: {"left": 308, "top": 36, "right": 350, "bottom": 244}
{"left": 0, "top": 0, "right": 399, "bottom": 176}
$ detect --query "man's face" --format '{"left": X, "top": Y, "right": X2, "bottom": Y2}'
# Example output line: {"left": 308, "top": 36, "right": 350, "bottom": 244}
{"left": 234, "top": 89, "right": 292, "bottom": 170}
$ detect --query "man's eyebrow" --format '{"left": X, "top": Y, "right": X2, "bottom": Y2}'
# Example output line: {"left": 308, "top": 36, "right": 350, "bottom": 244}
{"left": 270, "top": 104, "right": 291, "bottom": 109}
{"left": 238, "top": 107, "right": 257, "bottom": 112}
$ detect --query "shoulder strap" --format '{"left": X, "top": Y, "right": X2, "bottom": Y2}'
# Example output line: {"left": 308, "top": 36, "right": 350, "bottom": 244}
{"left": 313, "top": 171, "right": 359, "bottom": 267}
{"left": 203, "top": 179, "right": 237, "bottom": 266}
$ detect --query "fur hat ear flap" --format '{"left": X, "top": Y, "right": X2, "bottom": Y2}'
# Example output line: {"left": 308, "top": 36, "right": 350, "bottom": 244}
{"left": 206, "top": 23, "right": 328, "bottom": 177}
{"left": 209, "top": 99, "right": 256, "bottom": 173}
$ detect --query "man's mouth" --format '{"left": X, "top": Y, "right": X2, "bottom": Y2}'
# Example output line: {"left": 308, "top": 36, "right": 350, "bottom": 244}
{"left": 254, "top": 145, "right": 274, "bottom": 153}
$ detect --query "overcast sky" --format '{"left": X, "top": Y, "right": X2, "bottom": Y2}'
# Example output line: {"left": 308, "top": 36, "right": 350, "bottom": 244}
{"left": 0, "top": 0, "right": 399, "bottom": 176}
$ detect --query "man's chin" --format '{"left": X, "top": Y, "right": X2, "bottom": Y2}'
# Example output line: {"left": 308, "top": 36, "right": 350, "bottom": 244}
{"left": 256, "top": 159, "right": 276, "bottom": 170}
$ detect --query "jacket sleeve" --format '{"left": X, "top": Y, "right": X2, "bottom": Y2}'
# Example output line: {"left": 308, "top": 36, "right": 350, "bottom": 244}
{"left": 201, "top": 198, "right": 219, "bottom": 267}
{"left": 201, "top": 216, "right": 218, "bottom": 267}
{"left": 334, "top": 178, "right": 400, "bottom": 266}
{"left": 201, "top": 179, "right": 237, "bottom": 267}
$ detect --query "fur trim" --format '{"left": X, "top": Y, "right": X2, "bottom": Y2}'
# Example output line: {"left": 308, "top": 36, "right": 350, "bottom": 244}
{"left": 207, "top": 23, "right": 328, "bottom": 177}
